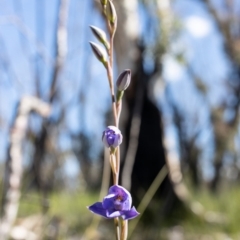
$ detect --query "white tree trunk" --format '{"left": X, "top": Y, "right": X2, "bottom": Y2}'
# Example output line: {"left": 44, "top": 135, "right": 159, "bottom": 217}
{"left": 0, "top": 96, "right": 51, "bottom": 240}
{"left": 113, "top": 0, "right": 140, "bottom": 73}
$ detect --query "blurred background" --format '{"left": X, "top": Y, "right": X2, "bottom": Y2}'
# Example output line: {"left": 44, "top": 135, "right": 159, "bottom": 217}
{"left": 0, "top": 0, "right": 240, "bottom": 239}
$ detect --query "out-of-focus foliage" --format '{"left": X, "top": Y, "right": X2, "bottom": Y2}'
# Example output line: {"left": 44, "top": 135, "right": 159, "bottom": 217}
{"left": 16, "top": 185, "right": 240, "bottom": 239}
{"left": 0, "top": 0, "right": 240, "bottom": 239}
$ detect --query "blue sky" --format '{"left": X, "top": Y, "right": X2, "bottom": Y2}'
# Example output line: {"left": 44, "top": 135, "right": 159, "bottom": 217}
{"left": 159, "top": 0, "right": 232, "bottom": 180}
{"left": 0, "top": 0, "right": 112, "bottom": 178}
{"left": 0, "top": 0, "right": 237, "bottom": 181}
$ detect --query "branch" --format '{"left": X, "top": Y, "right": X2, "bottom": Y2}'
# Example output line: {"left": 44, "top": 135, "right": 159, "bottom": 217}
{"left": 49, "top": 0, "right": 69, "bottom": 102}
{"left": 202, "top": 0, "right": 234, "bottom": 59}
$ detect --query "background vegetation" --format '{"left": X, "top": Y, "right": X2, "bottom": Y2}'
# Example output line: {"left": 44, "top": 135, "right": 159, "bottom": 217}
{"left": 0, "top": 0, "right": 240, "bottom": 239}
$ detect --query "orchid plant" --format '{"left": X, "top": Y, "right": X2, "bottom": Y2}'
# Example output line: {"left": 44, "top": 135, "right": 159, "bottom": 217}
{"left": 87, "top": 1, "right": 139, "bottom": 239}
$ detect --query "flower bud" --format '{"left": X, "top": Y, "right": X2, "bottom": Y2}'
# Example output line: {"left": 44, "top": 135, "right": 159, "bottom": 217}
{"left": 116, "top": 69, "right": 131, "bottom": 91}
{"left": 89, "top": 41, "right": 107, "bottom": 66}
{"left": 89, "top": 25, "right": 110, "bottom": 51}
{"left": 102, "top": 126, "right": 123, "bottom": 148}
{"left": 106, "top": 0, "right": 117, "bottom": 25}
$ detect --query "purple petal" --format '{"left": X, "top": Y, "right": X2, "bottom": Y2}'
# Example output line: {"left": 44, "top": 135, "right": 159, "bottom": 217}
{"left": 107, "top": 134, "right": 115, "bottom": 146}
{"left": 107, "top": 126, "right": 121, "bottom": 134}
{"left": 121, "top": 196, "right": 131, "bottom": 211}
{"left": 102, "top": 132, "right": 110, "bottom": 147}
{"left": 112, "top": 134, "right": 122, "bottom": 147}
{"left": 108, "top": 185, "right": 132, "bottom": 210}
{"left": 106, "top": 209, "right": 122, "bottom": 218}
{"left": 88, "top": 202, "right": 108, "bottom": 218}
{"left": 121, "top": 207, "right": 140, "bottom": 220}
{"left": 103, "top": 193, "right": 116, "bottom": 209}
{"left": 108, "top": 185, "right": 130, "bottom": 198}
{"left": 102, "top": 126, "right": 122, "bottom": 148}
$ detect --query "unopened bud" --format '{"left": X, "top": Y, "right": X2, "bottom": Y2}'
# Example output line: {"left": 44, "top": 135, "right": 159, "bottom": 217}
{"left": 89, "top": 41, "right": 108, "bottom": 67}
{"left": 116, "top": 69, "right": 131, "bottom": 91}
{"left": 90, "top": 25, "right": 110, "bottom": 51}
{"left": 106, "top": 0, "right": 117, "bottom": 25}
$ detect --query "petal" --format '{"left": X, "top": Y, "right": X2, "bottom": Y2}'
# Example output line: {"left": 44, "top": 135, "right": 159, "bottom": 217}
{"left": 105, "top": 193, "right": 115, "bottom": 199}
{"left": 107, "top": 134, "right": 115, "bottom": 146}
{"left": 109, "top": 185, "right": 132, "bottom": 210}
{"left": 88, "top": 202, "right": 108, "bottom": 218}
{"left": 121, "top": 195, "right": 131, "bottom": 211}
{"left": 108, "top": 185, "right": 130, "bottom": 197}
{"left": 121, "top": 207, "right": 140, "bottom": 220}
{"left": 118, "top": 134, "right": 123, "bottom": 143}
{"left": 108, "top": 185, "right": 120, "bottom": 194}
{"left": 107, "top": 126, "right": 121, "bottom": 135}
{"left": 112, "top": 134, "right": 123, "bottom": 147}
{"left": 106, "top": 209, "right": 122, "bottom": 218}
{"left": 103, "top": 193, "right": 116, "bottom": 209}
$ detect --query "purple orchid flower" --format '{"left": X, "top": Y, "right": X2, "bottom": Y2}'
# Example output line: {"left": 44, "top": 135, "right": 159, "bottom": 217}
{"left": 88, "top": 185, "right": 139, "bottom": 220}
{"left": 102, "top": 126, "right": 123, "bottom": 148}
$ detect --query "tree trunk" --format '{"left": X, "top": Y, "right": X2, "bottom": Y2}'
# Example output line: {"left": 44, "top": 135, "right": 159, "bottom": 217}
{"left": 112, "top": 0, "right": 175, "bottom": 209}
{"left": 0, "top": 97, "right": 50, "bottom": 240}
